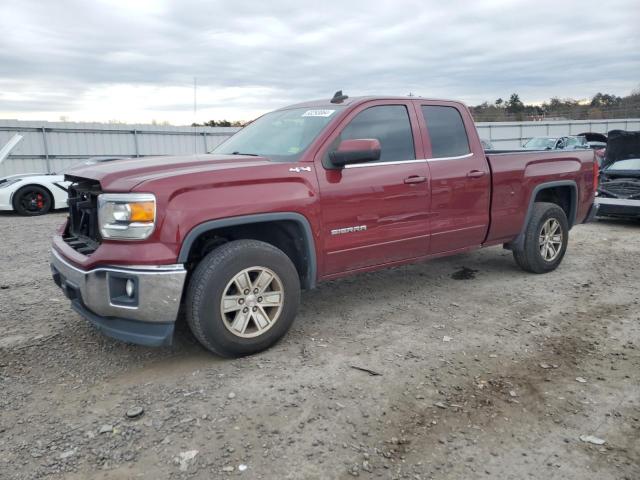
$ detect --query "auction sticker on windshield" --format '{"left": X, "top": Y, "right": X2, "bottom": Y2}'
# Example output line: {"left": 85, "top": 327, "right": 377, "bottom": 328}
{"left": 302, "top": 109, "right": 335, "bottom": 117}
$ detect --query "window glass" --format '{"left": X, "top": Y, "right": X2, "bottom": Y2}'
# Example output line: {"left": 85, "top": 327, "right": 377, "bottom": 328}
{"left": 214, "top": 107, "right": 342, "bottom": 161}
{"left": 421, "top": 106, "right": 470, "bottom": 158}
{"left": 337, "top": 105, "right": 415, "bottom": 162}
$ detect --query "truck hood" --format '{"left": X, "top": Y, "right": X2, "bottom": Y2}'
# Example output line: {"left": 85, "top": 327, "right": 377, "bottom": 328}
{"left": 64, "top": 154, "right": 275, "bottom": 191}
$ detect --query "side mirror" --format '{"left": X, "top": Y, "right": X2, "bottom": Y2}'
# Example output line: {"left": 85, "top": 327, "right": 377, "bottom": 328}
{"left": 329, "top": 139, "right": 381, "bottom": 168}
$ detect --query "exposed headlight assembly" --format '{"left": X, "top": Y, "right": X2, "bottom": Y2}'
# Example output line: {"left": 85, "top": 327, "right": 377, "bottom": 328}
{"left": 97, "top": 193, "right": 156, "bottom": 240}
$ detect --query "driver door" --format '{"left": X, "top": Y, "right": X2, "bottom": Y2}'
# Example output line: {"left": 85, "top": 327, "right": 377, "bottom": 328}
{"left": 315, "top": 101, "right": 431, "bottom": 277}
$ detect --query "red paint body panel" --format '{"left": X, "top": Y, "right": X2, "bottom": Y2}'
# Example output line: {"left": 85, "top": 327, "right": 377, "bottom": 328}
{"left": 52, "top": 96, "right": 597, "bottom": 282}
{"left": 485, "top": 150, "right": 595, "bottom": 243}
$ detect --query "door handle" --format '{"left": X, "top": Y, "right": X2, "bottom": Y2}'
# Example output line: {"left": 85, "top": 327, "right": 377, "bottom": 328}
{"left": 404, "top": 175, "right": 427, "bottom": 184}
{"left": 466, "top": 170, "right": 486, "bottom": 178}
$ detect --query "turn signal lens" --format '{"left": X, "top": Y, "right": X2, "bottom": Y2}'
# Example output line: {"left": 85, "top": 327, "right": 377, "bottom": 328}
{"left": 130, "top": 202, "right": 155, "bottom": 222}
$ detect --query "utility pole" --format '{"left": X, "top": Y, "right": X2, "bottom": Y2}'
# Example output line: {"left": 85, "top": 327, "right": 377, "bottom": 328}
{"left": 193, "top": 77, "right": 198, "bottom": 154}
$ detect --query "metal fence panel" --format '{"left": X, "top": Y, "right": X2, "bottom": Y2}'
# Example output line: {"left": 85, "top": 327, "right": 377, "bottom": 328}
{"left": 0, "top": 120, "right": 240, "bottom": 176}
{"left": 2, "top": 118, "right": 640, "bottom": 176}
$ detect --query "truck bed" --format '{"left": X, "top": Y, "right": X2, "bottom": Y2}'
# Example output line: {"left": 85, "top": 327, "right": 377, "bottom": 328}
{"left": 484, "top": 149, "right": 596, "bottom": 245}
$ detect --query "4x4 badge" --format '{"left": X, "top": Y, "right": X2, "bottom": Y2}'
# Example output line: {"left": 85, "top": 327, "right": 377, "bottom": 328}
{"left": 289, "top": 166, "right": 311, "bottom": 173}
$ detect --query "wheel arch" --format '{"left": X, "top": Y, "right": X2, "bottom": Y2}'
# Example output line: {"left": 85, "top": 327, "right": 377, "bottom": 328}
{"left": 178, "top": 212, "right": 317, "bottom": 289}
{"left": 509, "top": 180, "right": 578, "bottom": 251}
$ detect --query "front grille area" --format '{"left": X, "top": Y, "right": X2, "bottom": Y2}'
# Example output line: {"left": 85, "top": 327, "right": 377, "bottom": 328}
{"left": 63, "top": 177, "right": 102, "bottom": 255}
{"left": 599, "top": 180, "right": 640, "bottom": 199}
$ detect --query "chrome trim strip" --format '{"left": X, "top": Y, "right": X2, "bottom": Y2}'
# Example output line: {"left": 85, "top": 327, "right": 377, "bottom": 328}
{"left": 343, "top": 152, "right": 473, "bottom": 168}
{"left": 345, "top": 159, "right": 427, "bottom": 169}
{"left": 427, "top": 152, "right": 474, "bottom": 162}
{"left": 52, "top": 249, "right": 185, "bottom": 274}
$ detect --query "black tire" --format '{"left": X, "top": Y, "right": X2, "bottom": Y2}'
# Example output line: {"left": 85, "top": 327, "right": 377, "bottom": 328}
{"left": 13, "top": 185, "right": 53, "bottom": 216}
{"left": 185, "top": 239, "right": 301, "bottom": 357}
{"left": 513, "top": 202, "right": 569, "bottom": 274}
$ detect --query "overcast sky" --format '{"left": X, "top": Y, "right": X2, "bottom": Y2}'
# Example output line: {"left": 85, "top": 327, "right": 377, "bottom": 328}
{"left": 1, "top": 0, "right": 638, "bottom": 124}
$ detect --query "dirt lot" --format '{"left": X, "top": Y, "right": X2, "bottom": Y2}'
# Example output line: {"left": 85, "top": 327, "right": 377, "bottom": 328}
{"left": 0, "top": 212, "right": 638, "bottom": 480}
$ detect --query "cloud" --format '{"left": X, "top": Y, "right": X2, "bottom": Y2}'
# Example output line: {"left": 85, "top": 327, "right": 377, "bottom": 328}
{"left": 0, "top": 0, "right": 638, "bottom": 123}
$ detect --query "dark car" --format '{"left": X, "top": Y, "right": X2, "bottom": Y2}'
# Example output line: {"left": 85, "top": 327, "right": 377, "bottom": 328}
{"left": 578, "top": 132, "right": 608, "bottom": 165}
{"left": 596, "top": 130, "right": 640, "bottom": 219}
{"left": 578, "top": 132, "right": 607, "bottom": 149}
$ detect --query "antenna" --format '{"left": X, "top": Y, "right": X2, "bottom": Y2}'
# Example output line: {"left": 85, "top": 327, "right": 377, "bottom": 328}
{"left": 331, "top": 90, "right": 348, "bottom": 104}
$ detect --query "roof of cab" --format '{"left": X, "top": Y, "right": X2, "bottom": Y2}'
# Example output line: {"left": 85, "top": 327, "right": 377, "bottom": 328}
{"left": 278, "top": 95, "right": 467, "bottom": 111}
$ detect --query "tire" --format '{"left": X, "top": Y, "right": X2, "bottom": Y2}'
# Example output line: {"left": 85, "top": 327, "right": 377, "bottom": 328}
{"left": 185, "top": 239, "right": 301, "bottom": 357}
{"left": 13, "top": 185, "right": 53, "bottom": 216}
{"left": 513, "top": 202, "right": 569, "bottom": 274}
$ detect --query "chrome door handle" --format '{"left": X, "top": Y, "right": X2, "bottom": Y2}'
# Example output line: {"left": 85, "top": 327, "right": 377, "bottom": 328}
{"left": 466, "top": 170, "right": 486, "bottom": 178}
{"left": 404, "top": 175, "right": 427, "bottom": 184}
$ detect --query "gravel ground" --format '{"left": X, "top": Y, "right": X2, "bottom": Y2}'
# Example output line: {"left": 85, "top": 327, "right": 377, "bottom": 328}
{"left": 0, "top": 211, "right": 638, "bottom": 480}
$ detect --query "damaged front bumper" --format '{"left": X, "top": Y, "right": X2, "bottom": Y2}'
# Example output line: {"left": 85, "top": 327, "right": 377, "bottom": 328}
{"left": 50, "top": 249, "right": 187, "bottom": 346}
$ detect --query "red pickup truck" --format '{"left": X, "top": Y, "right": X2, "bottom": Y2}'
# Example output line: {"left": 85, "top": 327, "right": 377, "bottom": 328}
{"left": 50, "top": 93, "right": 598, "bottom": 357}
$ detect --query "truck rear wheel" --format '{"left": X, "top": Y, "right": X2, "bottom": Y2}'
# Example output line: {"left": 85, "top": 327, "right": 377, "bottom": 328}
{"left": 513, "top": 202, "right": 569, "bottom": 274}
{"left": 185, "top": 239, "right": 300, "bottom": 357}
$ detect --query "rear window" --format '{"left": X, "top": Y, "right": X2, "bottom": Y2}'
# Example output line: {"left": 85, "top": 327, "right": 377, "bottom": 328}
{"left": 421, "top": 106, "right": 470, "bottom": 158}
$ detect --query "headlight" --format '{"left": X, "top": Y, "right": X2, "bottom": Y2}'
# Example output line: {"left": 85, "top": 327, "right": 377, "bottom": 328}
{"left": 97, "top": 193, "right": 156, "bottom": 240}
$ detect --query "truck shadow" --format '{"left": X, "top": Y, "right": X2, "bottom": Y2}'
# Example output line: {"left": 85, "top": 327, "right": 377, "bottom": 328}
{"left": 594, "top": 217, "right": 640, "bottom": 228}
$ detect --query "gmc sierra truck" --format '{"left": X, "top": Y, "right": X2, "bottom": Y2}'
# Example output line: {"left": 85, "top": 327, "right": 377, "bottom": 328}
{"left": 50, "top": 93, "right": 599, "bottom": 357}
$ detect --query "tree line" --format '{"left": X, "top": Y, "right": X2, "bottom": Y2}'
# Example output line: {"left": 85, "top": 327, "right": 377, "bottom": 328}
{"left": 192, "top": 88, "right": 640, "bottom": 125}
{"left": 470, "top": 89, "right": 640, "bottom": 122}
{"left": 191, "top": 119, "right": 245, "bottom": 127}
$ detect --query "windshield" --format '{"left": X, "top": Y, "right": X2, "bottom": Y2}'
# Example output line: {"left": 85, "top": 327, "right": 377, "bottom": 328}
{"left": 606, "top": 158, "right": 640, "bottom": 171}
{"left": 213, "top": 107, "right": 343, "bottom": 161}
{"left": 524, "top": 137, "right": 556, "bottom": 149}
{"left": 564, "top": 136, "right": 587, "bottom": 148}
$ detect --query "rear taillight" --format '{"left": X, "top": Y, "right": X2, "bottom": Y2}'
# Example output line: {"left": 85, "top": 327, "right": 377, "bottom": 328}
{"left": 593, "top": 155, "right": 599, "bottom": 193}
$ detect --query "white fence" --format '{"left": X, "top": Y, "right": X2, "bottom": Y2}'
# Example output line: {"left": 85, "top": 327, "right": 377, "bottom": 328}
{"left": 2, "top": 117, "right": 639, "bottom": 176}
{"left": 0, "top": 120, "right": 240, "bottom": 176}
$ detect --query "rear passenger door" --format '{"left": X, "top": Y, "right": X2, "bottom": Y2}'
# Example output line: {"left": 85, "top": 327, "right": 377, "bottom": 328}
{"left": 316, "top": 101, "right": 430, "bottom": 276}
{"left": 417, "top": 103, "right": 490, "bottom": 253}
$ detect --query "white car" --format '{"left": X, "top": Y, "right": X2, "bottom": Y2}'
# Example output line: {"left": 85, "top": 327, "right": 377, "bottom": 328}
{"left": 0, "top": 173, "right": 70, "bottom": 215}
{"left": 0, "top": 157, "right": 126, "bottom": 215}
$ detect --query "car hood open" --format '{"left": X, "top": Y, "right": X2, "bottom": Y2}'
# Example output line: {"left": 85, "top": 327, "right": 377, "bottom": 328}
{"left": 602, "top": 130, "right": 640, "bottom": 169}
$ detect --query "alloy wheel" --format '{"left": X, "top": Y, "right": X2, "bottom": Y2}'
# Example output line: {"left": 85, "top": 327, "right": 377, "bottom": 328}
{"left": 220, "top": 266, "right": 284, "bottom": 338}
{"left": 539, "top": 218, "right": 563, "bottom": 262}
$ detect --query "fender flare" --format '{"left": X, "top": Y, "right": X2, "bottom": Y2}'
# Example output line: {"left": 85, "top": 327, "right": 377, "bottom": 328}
{"left": 511, "top": 180, "right": 578, "bottom": 251}
{"left": 178, "top": 212, "right": 317, "bottom": 289}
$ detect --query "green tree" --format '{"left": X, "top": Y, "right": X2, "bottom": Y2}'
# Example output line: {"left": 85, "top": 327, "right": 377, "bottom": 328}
{"left": 506, "top": 93, "right": 524, "bottom": 114}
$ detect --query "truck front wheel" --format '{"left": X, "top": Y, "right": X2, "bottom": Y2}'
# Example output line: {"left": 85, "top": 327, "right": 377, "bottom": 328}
{"left": 513, "top": 202, "right": 569, "bottom": 274}
{"left": 185, "top": 239, "right": 301, "bottom": 357}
